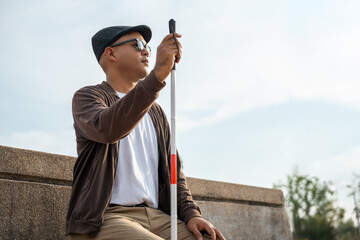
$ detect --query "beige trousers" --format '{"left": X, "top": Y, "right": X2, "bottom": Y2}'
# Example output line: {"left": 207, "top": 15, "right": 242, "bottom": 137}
{"left": 67, "top": 206, "right": 211, "bottom": 240}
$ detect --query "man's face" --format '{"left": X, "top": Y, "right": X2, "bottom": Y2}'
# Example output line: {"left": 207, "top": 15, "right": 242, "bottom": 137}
{"left": 110, "top": 32, "right": 150, "bottom": 79}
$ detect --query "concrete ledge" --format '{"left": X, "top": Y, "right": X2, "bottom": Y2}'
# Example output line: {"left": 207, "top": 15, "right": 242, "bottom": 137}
{"left": 188, "top": 178, "right": 284, "bottom": 207}
{"left": 0, "top": 145, "right": 73, "bottom": 185}
{"left": 0, "top": 145, "right": 284, "bottom": 207}
{"left": 0, "top": 145, "right": 291, "bottom": 239}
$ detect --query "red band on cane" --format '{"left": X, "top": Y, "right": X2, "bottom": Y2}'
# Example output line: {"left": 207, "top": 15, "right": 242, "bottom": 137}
{"left": 171, "top": 154, "right": 177, "bottom": 184}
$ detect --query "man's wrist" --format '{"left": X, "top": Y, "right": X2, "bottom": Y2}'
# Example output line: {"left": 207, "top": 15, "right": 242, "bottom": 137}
{"left": 153, "top": 68, "right": 167, "bottom": 83}
{"left": 140, "top": 71, "right": 166, "bottom": 96}
{"left": 186, "top": 216, "right": 202, "bottom": 225}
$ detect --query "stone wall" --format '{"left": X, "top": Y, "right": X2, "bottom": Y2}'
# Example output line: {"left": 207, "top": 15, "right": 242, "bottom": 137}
{"left": 0, "top": 145, "right": 291, "bottom": 240}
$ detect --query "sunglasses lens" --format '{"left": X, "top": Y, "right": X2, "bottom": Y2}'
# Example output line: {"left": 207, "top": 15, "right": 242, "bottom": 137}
{"left": 136, "top": 39, "right": 151, "bottom": 56}
{"left": 136, "top": 40, "right": 144, "bottom": 50}
{"left": 146, "top": 46, "right": 151, "bottom": 56}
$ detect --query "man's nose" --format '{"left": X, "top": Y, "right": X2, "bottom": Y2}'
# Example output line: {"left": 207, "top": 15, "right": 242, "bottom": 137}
{"left": 142, "top": 48, "right": 150, "bottom": 57}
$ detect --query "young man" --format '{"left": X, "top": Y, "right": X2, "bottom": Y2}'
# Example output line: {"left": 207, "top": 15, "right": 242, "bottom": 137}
{"left": 66, "top": 25, "right": 225, "bottom": 240}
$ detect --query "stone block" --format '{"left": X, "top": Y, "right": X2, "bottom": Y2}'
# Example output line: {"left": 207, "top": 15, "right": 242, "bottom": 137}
{"left": 197, "top": 201, "right": 291, "bottom": 240}
{"left": 0, "top": 179, "right": 70, "bottom": 240}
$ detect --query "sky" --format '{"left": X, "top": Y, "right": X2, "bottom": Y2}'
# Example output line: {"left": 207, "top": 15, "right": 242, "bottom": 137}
{"left": 1, "top": 0, "right": 360, "bottom": 222}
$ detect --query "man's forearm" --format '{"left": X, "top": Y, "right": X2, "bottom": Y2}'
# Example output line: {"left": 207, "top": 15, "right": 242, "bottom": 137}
{"left": 73, "top": 71, "right": 165, "bottom": 143}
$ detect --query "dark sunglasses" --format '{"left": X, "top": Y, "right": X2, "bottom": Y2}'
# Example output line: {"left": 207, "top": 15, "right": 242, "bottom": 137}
{"left": 110, "top": 38, "right": 151, "bottom": 57}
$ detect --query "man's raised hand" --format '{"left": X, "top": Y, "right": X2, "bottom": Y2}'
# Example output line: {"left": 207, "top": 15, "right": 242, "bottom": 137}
{"left": 153, "top": 33, "right": 182, "bottom": 82}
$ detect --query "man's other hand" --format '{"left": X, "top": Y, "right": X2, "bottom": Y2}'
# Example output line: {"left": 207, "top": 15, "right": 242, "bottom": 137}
{"left": 187, "top": 217, "right": 226, "bottom": 240}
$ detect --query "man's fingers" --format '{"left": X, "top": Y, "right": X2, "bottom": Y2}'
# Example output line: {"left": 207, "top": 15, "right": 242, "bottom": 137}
{"left": 176, "top": 49, "right": 182, "bottom": 63}
{"left": 191, "top": 227, "right": 204, "bottom": 240}
{"left": 177, "top": 39, "right": 182, "bottom": 48}
{"left": 214, "top": 228, "right": 226, "bottom": 240}
{"left": 160, "top": 33, "right": 182, "bottom": 43}
{"left": 162, "top": 37, "right": 182, "bottom": 50}
{"left": 159, "top": 35, "right": 182, "bottom": 55}
{"left": 164, "top": 44, "right": 182, "bottom": 63}
{"left": 203, "top": 224, "right": 216, "bottom": 240}
{"left": 161, "top": 34, "right": 182, "bottom": 54}
{"left": 153, "top": 32, "right": 183, "bottom": 81}
{"left": 187, "top": 218, "right": 226, "bottom": 240}
{"left": 169, "top": 37, "right": 182, "bottom": 49}
{"left": 163, "top": 47, "right": 181, "bottom": 62}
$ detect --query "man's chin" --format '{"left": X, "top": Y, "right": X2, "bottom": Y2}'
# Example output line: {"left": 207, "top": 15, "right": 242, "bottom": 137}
{"left": 140, "top": 68, "right": 150, "bottom": 79}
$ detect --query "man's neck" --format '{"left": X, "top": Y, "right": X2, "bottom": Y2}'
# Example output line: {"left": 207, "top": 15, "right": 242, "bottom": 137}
{"left": 106, "top": 72, "right": 139, "bottom": 94}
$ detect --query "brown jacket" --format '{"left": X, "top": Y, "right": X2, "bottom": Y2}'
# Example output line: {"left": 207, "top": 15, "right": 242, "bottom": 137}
{"left": 66, "top": 71, "right": 201, "bottom": 236}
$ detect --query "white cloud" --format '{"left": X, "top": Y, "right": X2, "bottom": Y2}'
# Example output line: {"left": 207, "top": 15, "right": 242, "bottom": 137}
{"left": 177, "top": 105, "right": 236, "bottom": 131}
{"left": 3, "top": 0, "right": 359, "bottom": 132}
{"left": 309, "top": 145, "right": 360, "bottom": 183}
{"left": 334, "top": 146, "right": 360, "bottom": 169}
{"left": 150, "top": 0, "right": 291, "bottom": 131}
{"left": 289, "top": 32, "right": 360, "bottom": 109}
{"left": 164, "top": 0, "right": 360, "bottom": 132}
{"left": 0, "top": 130, "right": 76, "bottom": 157}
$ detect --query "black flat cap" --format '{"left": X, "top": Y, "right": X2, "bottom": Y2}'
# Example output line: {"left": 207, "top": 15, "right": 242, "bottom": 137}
{"left": 91, "top": 25, "right": 152, "bottom": 62}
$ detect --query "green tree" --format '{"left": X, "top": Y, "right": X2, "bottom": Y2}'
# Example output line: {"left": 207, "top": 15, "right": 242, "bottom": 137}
{"left": 346, "top": 174, "right": 360, "bottom": 238}
{"left": 338, "top": 219, "right": 359, "bottom": 240}
{"left": 274, "top": 170, "right": 337, "bottom": 240}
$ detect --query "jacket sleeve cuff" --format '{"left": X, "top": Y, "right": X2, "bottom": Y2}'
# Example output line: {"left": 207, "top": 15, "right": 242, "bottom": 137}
{"left": 140, "top": 70, "right": 166, "bottom": 96}
{"left": 184, "top": 210, "right": 202, "bottom": 224}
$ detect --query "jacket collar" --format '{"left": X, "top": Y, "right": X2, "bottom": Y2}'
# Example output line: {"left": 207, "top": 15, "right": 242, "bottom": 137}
{"left": 100, "top": 81, "right": 120, "bottom": 99}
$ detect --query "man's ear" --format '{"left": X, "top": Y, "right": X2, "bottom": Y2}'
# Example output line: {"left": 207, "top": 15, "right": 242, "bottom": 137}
{"left": 103, "top": 47, "right": 117, "bottom": 62}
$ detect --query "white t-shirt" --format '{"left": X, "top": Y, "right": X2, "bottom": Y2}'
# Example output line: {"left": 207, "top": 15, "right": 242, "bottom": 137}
{"left": 110, "top": 91, "right": 159, "bottom": 208}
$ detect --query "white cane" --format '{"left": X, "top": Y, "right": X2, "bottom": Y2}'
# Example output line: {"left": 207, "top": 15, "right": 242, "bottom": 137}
{"left": 169, "top": 18, "right": 178, "bottom": 240}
